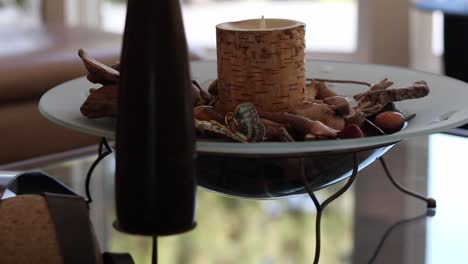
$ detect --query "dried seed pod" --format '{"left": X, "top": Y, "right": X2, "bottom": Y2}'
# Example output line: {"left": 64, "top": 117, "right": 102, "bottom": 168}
{"left": 323, "top": 96, "right": 352, "bottom": 116}
{"left": 373, "top": 111, "right": 405, "bottom": 134}
{"left": 338, "top": 124, "right": 365, "bottom": 139}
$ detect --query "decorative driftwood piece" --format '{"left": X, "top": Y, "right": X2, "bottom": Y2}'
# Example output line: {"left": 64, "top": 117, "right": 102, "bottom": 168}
{"left": 261, "top": 118, "right": 295, "bottom": 142}
{"left": 78, "top": 49, "right": 120, "bottom": 84}
{"left": 259, "top": 112, "right": 339, "bottom": 140}
{"left": 370, "top": 78, "right": 393, "bottom": 91}
{"left": 355, "top": 80, "right": 430, "bottom": 116}
{"left": 272, "top": 126, "right": 295, "bottom": 142}
{"left": 216, "top": 19, "right": 307, "bottom": 113}
{"left": 80, "top": 84, "right": 119, "bottom": 118}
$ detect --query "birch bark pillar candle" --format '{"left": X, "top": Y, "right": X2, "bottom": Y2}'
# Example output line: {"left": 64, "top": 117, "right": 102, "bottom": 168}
{"left": 216, "top": 18, "right": 306, "bottom": 113}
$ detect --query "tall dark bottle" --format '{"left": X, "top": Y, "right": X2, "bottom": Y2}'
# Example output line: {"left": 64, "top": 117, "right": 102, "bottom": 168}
{"left": 115, "top": 0, "right": 197, "bottom": 235}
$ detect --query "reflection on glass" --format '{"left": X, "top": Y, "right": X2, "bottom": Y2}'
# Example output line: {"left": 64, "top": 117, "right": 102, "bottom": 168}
{"left": 41, "top": 155, "right": 354, "bottom": 264}
{"left": 34, "top": 133, "right": 468, "bottom": 263}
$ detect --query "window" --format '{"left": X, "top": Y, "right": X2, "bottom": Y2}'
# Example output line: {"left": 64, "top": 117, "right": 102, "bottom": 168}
{"left": 3, "top": 0, "right": 434, "bottom": 67}
{"left": 100, "top": 0, "right": 358, "bottom": 60}
{"left": 0, "top": 0, "right": 40, "bottom": 26}
{"left": 0, "top": 0, "right": 42, "bottom": 56}
{"left": 409, "top": 8, "right": 444, "bottom": 74}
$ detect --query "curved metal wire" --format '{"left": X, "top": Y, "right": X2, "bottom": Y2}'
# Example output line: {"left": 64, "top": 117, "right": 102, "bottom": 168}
{"left": 379, "top": 157, "right": 436, "bottom": 208}
{"left": 85, "top": 137, "right": 113, "bottom": 204}
{"left": 152, "top": 236, "right": 158, "bottom": 264}
{"left": 300, "top": 153, "right": 360, "bottom": 264}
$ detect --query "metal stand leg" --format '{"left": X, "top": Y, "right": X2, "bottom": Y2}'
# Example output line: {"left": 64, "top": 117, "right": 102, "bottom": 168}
{"left": 379, "top": 157, "right": 436, "bottom": 209}
{"left": 297, "top": 153, "right": 436, "bottom": 263}
{"left": 300, "top": 153, "right": 360, "bottom": 264}
{"left": 85, "top": 137, "right": 113, "bottom": 204}
{"left": 152, "top": 236, "right": 158, "bottom": 264}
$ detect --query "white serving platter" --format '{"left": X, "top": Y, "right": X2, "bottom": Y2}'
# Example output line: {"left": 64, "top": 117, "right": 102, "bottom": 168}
{"left": 39, "top": 60, "right": 468, "bottom": 156}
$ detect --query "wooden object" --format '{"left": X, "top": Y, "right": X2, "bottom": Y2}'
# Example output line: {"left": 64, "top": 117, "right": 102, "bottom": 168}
{"left": 0, "top": 195, "right": 103, "bottom": 264}
{"left": 216, "top": 18, "right": 307, "bottom": 113}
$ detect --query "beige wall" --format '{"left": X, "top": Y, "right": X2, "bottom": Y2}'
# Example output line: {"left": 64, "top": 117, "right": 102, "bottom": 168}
{"left": 42, "top": 0, "right": 101, "bottom": 27}
{"left": 410, "top": 9, "right": 443, "bottom": 73}
{"left": 358, "top": 0, "right": 411, "bottom": 66}
{"left": 315, "top": 0, "right": 415, "bottom": 66}
{"left": 42, "top": 0, "right": 66, "bottom": 23}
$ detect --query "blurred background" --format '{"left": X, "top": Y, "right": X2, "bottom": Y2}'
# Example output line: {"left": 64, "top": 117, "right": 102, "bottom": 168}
{"left": 1, "top": 1, "right": 465, "bottom": 264}
{"left": 0, "top": 0, "right": 451, "bottom": 165}
{"left": 0, "top": 0, "right": 443, "bottom": 71}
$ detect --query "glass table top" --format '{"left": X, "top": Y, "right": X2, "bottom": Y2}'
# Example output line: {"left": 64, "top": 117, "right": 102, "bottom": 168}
{"left": 6, "top": 133, "right": 468, "bottom": 264}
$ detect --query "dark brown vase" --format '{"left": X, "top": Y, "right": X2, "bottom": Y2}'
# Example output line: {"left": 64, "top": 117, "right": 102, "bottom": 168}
{"left": 114, "top": 0, "right": 196, "bottom": 236}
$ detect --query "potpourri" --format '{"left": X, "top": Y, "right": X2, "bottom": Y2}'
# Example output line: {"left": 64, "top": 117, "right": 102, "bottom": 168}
{"left": 77, "top": 49, "right": 430, "bottom": 143}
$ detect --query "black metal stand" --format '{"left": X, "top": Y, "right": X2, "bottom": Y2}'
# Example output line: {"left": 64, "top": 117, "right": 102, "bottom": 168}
{"left": 300, "top": 153, "right": 360, "bottom": 264}
{"left": 85, "top": 137, "right": 113, "bottom": 204}
{"left": 379, "top": 157, "right": 436, "bottom": 209}
{"left": 152, "top": 236, "right": 157, "bottom": 264}
{"left": 300, "top": 153, "right": 437, "bottom": 264}
{"left": 84, "top": 139, "right": 437, "bottom": 264}
{"left": 85, "top": 138, "right": 159, "bottom": 263}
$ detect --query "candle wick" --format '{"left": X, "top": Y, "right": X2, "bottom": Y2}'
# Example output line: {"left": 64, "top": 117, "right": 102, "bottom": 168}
{"left": 260, "top": 16, "right": 266, "bottom": 29}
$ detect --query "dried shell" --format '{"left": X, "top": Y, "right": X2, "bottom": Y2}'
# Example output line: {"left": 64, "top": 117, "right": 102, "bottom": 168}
{"left": 194, "top": 119, "right": 248, "bottom": 143}
{"left": 232, "top": 103, "right": 265, "bottom": 142}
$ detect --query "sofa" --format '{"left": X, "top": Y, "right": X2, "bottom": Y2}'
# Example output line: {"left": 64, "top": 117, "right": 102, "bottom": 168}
{"left": 0, "top": 25, "right": 122, "bottom": 165}
{"left": 0, "top": 24, "right": 201, "bottom": 166}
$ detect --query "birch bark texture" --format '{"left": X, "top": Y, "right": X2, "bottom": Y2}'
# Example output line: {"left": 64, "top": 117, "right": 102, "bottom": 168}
{"left": 216, "top": 19, "right": 307, "bottom": 113}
